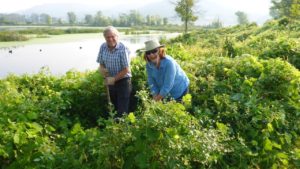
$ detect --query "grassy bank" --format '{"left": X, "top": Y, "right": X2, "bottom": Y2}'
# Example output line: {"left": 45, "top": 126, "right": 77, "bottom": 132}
{"left": 0, "top": 26, "right": 183, "bottom": 42}
{"left": 0, "top": 33, "right": 101, "bottom": 48}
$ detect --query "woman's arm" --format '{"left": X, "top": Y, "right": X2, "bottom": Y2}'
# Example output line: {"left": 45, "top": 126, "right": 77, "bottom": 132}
{"left": 159, "top": 60, "right": 176, "bottom": 97}
{"left": 146, "top": 65, "right": 159, "bottom": 96}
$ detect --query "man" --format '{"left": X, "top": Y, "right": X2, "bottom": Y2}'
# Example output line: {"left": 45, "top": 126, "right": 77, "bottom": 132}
{"left": 97, "top": 26, "right": 132, "bottom": 118}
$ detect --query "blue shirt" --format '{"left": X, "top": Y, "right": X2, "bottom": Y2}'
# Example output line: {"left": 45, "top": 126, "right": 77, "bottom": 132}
{"left": 146, "top": 55, "right": 189, "bottom": 99}
{"left": 97, "top": 42, "right": 131, "bottom": 78}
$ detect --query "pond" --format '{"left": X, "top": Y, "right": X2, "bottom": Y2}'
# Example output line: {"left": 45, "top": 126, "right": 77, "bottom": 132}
{"left": 0, "top": 32, "right": 180, "bottom": 78}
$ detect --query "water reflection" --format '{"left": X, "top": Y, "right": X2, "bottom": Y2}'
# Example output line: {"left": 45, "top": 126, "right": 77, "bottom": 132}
{"left": 0, "top": 33, "right": 179, "bottom": 78}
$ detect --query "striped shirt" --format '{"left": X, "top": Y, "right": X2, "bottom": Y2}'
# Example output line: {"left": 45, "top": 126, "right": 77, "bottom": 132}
{"left": 97, "top": 42, "right": 131, "bottom": 78}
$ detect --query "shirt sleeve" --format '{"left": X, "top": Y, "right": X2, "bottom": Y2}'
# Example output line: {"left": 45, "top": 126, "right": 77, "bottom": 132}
{"left": 96, "top": 45, "right": 104, "bottom": 65}
{"left": 120, "top": 45, "right": 130, "bottom": 68}
{"left": 146, "top": 64, "right": 159, "bottom": 96}
{"left": 159, "top": 60, "right": 176, "bottom": 97}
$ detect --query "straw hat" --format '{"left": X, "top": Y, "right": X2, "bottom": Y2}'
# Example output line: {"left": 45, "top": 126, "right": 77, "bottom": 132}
{"left": 144, "top": 40, "right": 164, "bottom": 52}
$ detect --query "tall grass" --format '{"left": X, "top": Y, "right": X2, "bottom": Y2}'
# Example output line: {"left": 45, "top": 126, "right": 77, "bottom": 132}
{"left": 0, "top": 32, "right": 29, "bottom": 41}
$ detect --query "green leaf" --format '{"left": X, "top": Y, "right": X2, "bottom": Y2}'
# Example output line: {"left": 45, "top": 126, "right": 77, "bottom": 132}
{"left": 272, "top": 142, "right": 282, "bottom": 149}
{"left": 251, "top": 140, "right": 258, "bottom": 146}
{"left": 276, "top": 153, "right": 288, "bottom": 159}
{"left": 127, "top": 113, "right": 136, "bottom": 123}
{"left": 26, "top": 111, "right": 38, "bottom": 120}
{"left": 13, "top": 133, "right": 20, "bottom": 144}
{"left": 71, "top": 123, "right": 84, "bottom": 135}
{"left": 264, "top": 138, "right": 273, "bottom": 151}
{"left": 231, "top": 93, "right": 243, "bottom": 101}
{"left": 271, "top": 163, "right": 278, "bottom": 169}
{"left": 216, "top": 122, "right": 228, "bottom": 134}
{"left": 146, "top": 129, "right": 160, "bottom": 142}
{"left": 182, "top": 94, "right": 192, "bottom": 107}
{"left": 284, "top": 133, "right": 292, "bottom": 144}
{"left": 26, "top": 129, "right": 38, "bottom": 138}
{"left": 26, "top": 122, "right": 43, "bottom": 132}
{"left": 267, "top": 123, "right": 274, "bottom": 132}
{"left": 135, "top": 152, "right": 149, "bottom": 169}
{"left": 173, "top": 134, "right": 180, "bottom": 140}
{"left": 45, "top": 124, "right": 56, "bottom": 132}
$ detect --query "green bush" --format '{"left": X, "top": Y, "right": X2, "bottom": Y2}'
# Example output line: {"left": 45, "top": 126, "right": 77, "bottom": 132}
{"left": 190, "top": 55, "right": 300, "bottom": 168}
{"left": 0, "top": 32, "right": 29, "bottom": 41}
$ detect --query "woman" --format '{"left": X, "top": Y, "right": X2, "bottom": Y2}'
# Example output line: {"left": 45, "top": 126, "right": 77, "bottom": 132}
{"left": 144, "top": 39, "right": 189, "bottom": 102}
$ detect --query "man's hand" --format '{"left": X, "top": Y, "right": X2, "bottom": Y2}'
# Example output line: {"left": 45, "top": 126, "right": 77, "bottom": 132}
{"left": 105, "top": 77, "right": 115, "bottom": 85}
{"left": 99, "top": 67, "right": 109, "bottom": 77}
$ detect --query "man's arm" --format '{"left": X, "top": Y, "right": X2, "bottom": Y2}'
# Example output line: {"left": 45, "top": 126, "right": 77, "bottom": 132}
{"left": 115, "top": 67, "right": 130, "bottom": 81}
{"left": 99, "top": 64, "right": 109, "bottom": 77}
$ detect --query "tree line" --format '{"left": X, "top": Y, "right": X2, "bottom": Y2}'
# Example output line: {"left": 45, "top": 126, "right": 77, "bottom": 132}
{"left": 0, "top": 10, "right": 169, "bottom": 27}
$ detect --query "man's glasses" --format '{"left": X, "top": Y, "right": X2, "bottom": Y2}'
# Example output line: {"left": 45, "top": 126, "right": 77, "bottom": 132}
{"left": 145, "top": 48, "right": 158, "bottom": 56}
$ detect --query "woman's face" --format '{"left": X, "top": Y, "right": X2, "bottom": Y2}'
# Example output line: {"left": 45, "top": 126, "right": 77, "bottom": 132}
{"left": 104, "top": 31, "right": 118, "bottom": 48}
{"left": 146, "top": 48, "right": 159, "bottom": 63}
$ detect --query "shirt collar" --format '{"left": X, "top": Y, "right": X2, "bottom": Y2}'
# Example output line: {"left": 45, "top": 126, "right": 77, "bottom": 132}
{"left": 105, "top": 42, "right": 121, "bottom": 50}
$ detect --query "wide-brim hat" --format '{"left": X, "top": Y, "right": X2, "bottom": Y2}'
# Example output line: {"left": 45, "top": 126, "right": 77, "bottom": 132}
{"left": 144, "top": 40, "right": 164, "bottom": 52}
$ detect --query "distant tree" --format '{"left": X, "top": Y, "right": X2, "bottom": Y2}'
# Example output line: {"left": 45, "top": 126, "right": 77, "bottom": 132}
{"left": 30, "top": 13, "right": 39, "bottom": 24}
{"left": 94, "top": 11, "right": 111, "bottom": 26}
{"left": 94, "top": 11, "right": 103, "bottom": 26}
{"left": 51, "top": 17, "right": 60, "bottom": 25}
{"left": 149, "top": 15, "right": 156, "bottom": 25}
{"left": 235, "top": 11, "right": 249, "bottom": 25}
{"left": 210, "top": 18, "right": 223, "bottom": 28}
{"left": 146, "top": 15, "right": 151, "bottom": 26}
{"left": 84, "top": 14, "right": 93, "bottom": 25}
{"left": 156, "top": 15, "right": 163, "bottom": 26}
{"left": 149, "top": 15, "right": 162, "bottom": 26}
{"left": 4, "top": 14, "right": 26, "bottom": 24}
{"left": 173, "top": 0, "right": 199, "bottom": 33}
{"left": 43, "top": 14, "right": 52, "bottom": 25}
{"left": 129, "top": 10, "right": 143, "bottom": 26}
{"left": 67, "top": 12, "right": 77, "bottom": 25}
{"left": 270, "top": 0, "right": 300, "bottom": 19}
{"left": 163, "top": 17, "right": 168, "bottom": 25}
{"left": 57, "top": 18, "right": 63, "bottom": 25}
{"left": 290, "top": 0, "right": 300, "bottom": 19}
{"left": 119, "top": 13, "right": 129, "bottom": 26}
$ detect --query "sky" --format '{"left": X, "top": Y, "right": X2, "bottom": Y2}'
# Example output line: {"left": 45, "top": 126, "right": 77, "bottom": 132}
{"left": 199, "top": 0, "right": 272, "bottom": 25}
{"left": 0, "top": 0, "right": 272, "bottom": 25}
{"left": 0, "top": 0, "right": 161, "bottom": 13}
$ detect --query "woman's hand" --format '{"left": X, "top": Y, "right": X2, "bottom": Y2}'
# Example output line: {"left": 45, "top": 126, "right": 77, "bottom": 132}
{"left": 153, "top": 94, "right": 163, "bottom": 101}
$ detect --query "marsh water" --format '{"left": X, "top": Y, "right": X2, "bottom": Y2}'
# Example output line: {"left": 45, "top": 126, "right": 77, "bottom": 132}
{"left": 0, "top": 32, "right": 180, "bottom": 78}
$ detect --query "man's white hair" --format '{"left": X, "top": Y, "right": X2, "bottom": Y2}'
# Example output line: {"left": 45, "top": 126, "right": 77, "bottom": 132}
{"left": 103, "top": 26, "right": 119, "bottom": 37}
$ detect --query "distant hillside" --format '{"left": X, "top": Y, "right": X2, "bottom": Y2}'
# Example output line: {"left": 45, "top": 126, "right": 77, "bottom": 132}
{"left": 19, "top": 1, "right": 176, "bottom": 21}
{"left": 19, "top": 3, "right": 116, "bottom": 19}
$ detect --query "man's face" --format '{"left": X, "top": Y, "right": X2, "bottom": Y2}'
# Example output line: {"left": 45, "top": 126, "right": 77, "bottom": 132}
{"left": 104, "top": 31, "right": 118, "bottom": 48}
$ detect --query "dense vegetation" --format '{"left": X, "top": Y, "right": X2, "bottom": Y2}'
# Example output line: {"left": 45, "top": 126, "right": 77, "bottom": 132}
{"left": 0, "top": 27, "right": 180, "bottom": 42}
{"left": 0, "top": 28, "right": 102, "bottom": 42}
{"left": 0, "top": 18, "right": 299, "bottom": 168}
